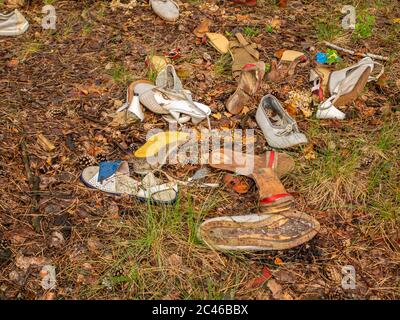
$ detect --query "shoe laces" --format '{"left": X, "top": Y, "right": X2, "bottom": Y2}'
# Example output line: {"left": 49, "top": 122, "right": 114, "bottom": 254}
{"left": 276, "top": 123, "right": 295, "bottom": 136}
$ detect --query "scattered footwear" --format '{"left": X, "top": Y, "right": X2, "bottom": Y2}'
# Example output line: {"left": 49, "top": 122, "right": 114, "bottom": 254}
{"left": 226, "top": 61, "right": 265, "bottom": 115}
{"left": 81, "top": 161, "right": 178, "bottom": 203}
{"left": 156, "top": 64, "right": 184, "bottom": 90}
{"left": 0, "top": 9, "right": 29, "bottom": 36}
{"left": 150, "top": 0, "right": 179, "bottom": 22}
{"left": 198, "top": 210, "right": 320, "bottom": 251}
{"left": 311, "top": 57, "right": 384, "bottom": 120}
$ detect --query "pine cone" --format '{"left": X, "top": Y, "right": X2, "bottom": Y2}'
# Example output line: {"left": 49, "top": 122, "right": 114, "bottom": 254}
{"left": 0, "top": 239, "right": 11, "bottom": 265}
{"left": 95, "top": 153, "right": 108, "bottom": 163}
{"left": 0, "top": 239, "right": 10, "bottom": 250}
{"left": 46, "top": 107, "right": 66, "bottom": 119}
{"left": 77, "top": 155, "right": 95, "bottom": 168}
{"left": 112, "top": 266, "right": 125, "bottom": 277}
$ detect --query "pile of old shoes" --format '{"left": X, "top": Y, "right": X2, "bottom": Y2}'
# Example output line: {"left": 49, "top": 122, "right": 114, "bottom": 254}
{"left": 199, "top": 149, "right": 320, "bottom": 251}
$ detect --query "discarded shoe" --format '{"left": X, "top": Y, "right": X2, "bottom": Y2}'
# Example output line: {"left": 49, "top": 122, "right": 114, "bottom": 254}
{"left": 134, "top": 131, "right": 190, "bottom": 159}
{"left": 209, "top": 150, "right": 294, "bottom": 210}
{"left": 0, "top": 9, "right": 29, "bottom": 36}
{"left": 229, "top": 32, "right": 260, "bottom": 80}
{"left": 156, "top": 64, "right": 183, "bottom": 90}
{"left": 113, "top": 80, "right": 151, "bottom": 124}
{"left": 311, "top": 57, "right": 384, "bottom": 120}
{"left": 256, "top": 94, "right": 308, "bottom": 149}
{"left": 132, "top": 66, "right": 211, "bottom": 125}
{"left": 266, "top": 50, "right": 307, "bottom": 83}
{"left": 209, "top": 149, "right": 295, "bottom": 179}
{"left": 198, "top": 210, "right": 320, "bottom": 251}
{"left": 81, "top": 161, "right": 178, "bottom": 203}
{"left": 226, "top": 61, "right": 265, "bottom": 115}
{"left": 150, "top": 0, "right": 179, "bottom": 22}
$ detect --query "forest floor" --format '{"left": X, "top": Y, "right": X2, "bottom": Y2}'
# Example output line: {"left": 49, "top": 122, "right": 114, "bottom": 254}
{"left": 0, "top": 0, "right": 399, "bottom": 300}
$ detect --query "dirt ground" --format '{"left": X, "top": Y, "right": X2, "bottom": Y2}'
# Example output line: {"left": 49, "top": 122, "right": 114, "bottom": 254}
{"left": 0, "top": 0, "right": 399, "bottom": 300}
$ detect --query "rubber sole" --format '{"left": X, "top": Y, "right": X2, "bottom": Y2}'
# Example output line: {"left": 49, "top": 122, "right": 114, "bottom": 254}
{"left": 198, "top": 210, "right": 320, "bottom": 251}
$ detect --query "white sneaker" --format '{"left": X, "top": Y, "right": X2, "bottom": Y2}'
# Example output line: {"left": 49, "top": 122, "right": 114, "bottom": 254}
{"left": 0, "top": 10, "right": 29, "bottom": 36}
{"left": 150, "top": 0, "right": 179, "bottom": 22}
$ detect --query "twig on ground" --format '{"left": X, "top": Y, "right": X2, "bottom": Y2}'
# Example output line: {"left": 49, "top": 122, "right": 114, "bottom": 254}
{"left": 20, "top": 138, "right": 40, "bottom": 212}
{"left": 323, "top": 41, "right": 389, "bottom": 61}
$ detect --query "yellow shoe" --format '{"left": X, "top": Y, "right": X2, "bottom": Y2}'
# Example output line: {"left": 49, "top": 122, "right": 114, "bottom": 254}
{"left": 134, "top": 131, "right": 190, "bottom": 158}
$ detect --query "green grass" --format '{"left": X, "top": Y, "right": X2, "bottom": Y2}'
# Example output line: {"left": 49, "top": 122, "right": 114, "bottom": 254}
{"left": 353, "top": 13, "right": 375, "bottom": 39}
{"left": 265, "top": 24, "right": 274, "bottom": 33}
{"left": 79, "top": 191, "right": 220, "bottom": 298}
{"left": 298, "top": 117, "right": 399, "bottom": 219}
{"left": 213, "top": 53, "right": 232, "bottom": 76}
{"left": 108, "top": 64, "right": 132, "bottom": 84}
{"left": 366, "top": 120, "right": 400, "bottom": 221}
{"left": 316, "top": 21, "right": 342, "bottom": 41}
{"left": 243, "top": 26, "right": 260, "bottom": 37}
{"left": 20, "top": 42, "right": 43, "bottom": 61}
{"left": 296, "top": 121, "right": 367, "bottom": 209}
{"left": 82, "top": 24, "right": 93, "bottom": 36}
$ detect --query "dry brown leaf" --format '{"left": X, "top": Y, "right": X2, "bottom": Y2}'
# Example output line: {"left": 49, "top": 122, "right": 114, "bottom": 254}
{"left": 212, "top": 113, "right": 222, "bottom": 120}
{"left": 16, "top": 255, "right": 50, "bottom": 271}
{"left": 248, "top": 266, "right": 272, "bottom": 288}
{"left": 304, "top": 144, "right": 316, "bottom": 160}
{"left": 241, "top": 106, "right": 250, "bottom": 115}
{"left": 278, "top": 0, "right": 288, "bottom": 8}
{"left": 376, "top": 73, "right": 388, "bottom": 88}
{"left": 193, "top": 18, "right": 212, "bottom": 38}
{"left": 270, "top": 18, "right": 282, "bottom": 29}
{"left": 274, "top": 48, "right": 287, "bottom": 59}
{"left": 6, "top": 59, "right": 19, "bottom": 68}
{"left": 267, "top": 279, "right": 282, "bottom": 297}
{"left": 37, "top": 134, "right": 56, "bottom": 152}
{"left": 236, "top": 15, "right": 250, "bottom": 22}
{"left": 285, "top": 103, "right": 297, "bottom": 117}
{"left": 224, "top": 174, "right": 250, "bottom": 194}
